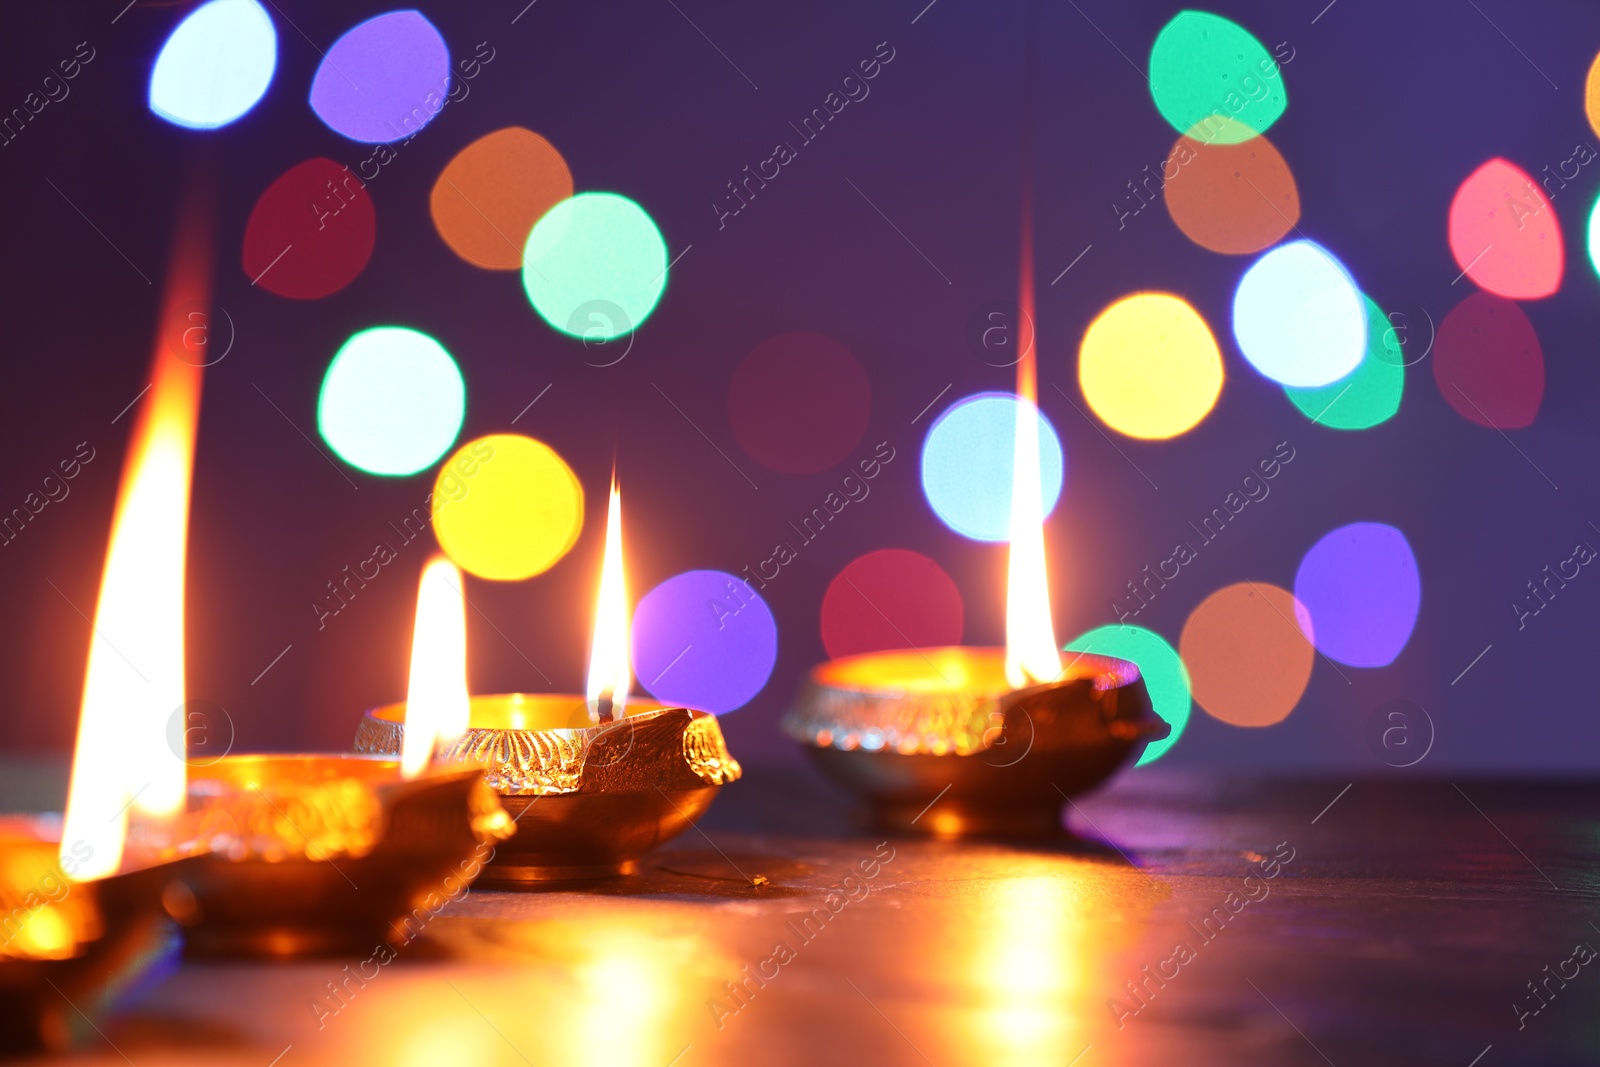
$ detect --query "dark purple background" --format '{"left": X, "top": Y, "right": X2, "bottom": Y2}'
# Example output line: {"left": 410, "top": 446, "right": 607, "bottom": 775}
{"left": 1, "top": 0, "right": 1596, "bottom": 772}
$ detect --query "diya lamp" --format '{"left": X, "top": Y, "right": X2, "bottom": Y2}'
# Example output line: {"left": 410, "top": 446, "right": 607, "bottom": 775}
{"left": 783, "top": 235, "right": 1168, "bottom": 837}
{"left": 0, "top": 225, "right": 203, "bottom": 1048}
{"left": 31, "top": 213, "right": 510, "bottom": 963}
{"left": 164, "top": 554, "right": 513, "bottom": 957}
{"left": 355, "top": 479, "right": 743, "bottom": 883}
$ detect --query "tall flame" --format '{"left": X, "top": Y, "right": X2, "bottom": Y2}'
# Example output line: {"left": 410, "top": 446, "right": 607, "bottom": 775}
{"left": 585, "top": 479, "right": 631, "bottom": 722}
{"left": 1005, "top": 222, "right": 1060, "bottom": 689}
{"left": 60, "top": 212, "right": 211, "bottom": 879}
{"left": 401, "top": 556, "right": 471, "bottom": 779}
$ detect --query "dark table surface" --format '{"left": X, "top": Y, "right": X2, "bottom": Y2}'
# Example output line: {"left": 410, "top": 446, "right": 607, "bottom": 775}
{"left": 5, "top": 760, "right": 1598, "bottom": 1066}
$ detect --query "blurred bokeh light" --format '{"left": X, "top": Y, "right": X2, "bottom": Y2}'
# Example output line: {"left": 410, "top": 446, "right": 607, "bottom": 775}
{"left": 1064, "top": 624, "right": 1191, "bottom": 765}
{"left": 1433, "top": 291, "right": 1545, "bottom": 428}
{"left": 729, "top": 332, "right": 871, "bottom": 474}
{"left": 1078, "top": 292, "right": 1223, "bottom": 440}
{"left": 317, "top": 326, "right": 464, "bottom": 476}
{"left": 920, "top": 393, "right": 1063, "bottom": 542}
{"left": 522, "top": 193, "right": 668, "bottom": 341}
{"left": 1448, "top": 158, "right": 1562, "bottom": 300}
{"left": 309, "top": 10, "right": 450, "bottom": 143}
{"left": 1233, "top": 239, "right": 1366, "bottom": 387}
{"left": 242, "top": 157, "right": 375, "bottom": 299}
{"left": 1294, "top": 522, "right": 1420, "bottom": 668}
{"left": 1180, "top": 582, "right": 1314, "bottom": 727}
{"left": 820, "top": 549, "right": 963, "bottom": 660}
{"left": 431, "top": 127, "right": 572, "bottom": 271}
{"left": 1148, "top": 11, "right": 1287, "bottom": 144}
{"left": 148, "top": 0, "right": 276, "bottom": 130}
{"left": 1284, "top": 296, "right": 1404, "bottom": 429}
{"left": 1163, "top": 128, "right": 1299, "bottom": 254}
{"left": 431, "top": 434, "right": 583, "bottom": 581}
{"left": 632, "top": 570, "right": 777, "bottom": 714}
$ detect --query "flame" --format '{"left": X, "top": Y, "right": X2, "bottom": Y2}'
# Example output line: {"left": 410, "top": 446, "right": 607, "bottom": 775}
{"left": 60, "top": 218, "right": 211, "bottom": 879}
{"left": 401, "top": 556, "right": 471, "bottom": 778}
{"left": 1005, "top": 223, "right": 1060, "bottom": 689}
{"left": 585, "top": 479, "right": 631, "bottom": 722}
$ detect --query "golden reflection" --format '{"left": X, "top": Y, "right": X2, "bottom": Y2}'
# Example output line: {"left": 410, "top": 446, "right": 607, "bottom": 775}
{"left": 397, "top": 1014, "right": 499, "bottom": 1067}
{"left": 575, "top": 931, "right": 685, "bottom": 1065}
{"left": 976, "top": 875, "right": 1085, "bottom": 1061}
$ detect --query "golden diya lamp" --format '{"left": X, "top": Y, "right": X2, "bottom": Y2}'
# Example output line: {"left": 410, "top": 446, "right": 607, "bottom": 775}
{"left": 784, "top": 238, "right": 1167, "bottom": 837}
{"left": 0, "top": 216, "right": 200, "bottom": 1049}
{"left": 31, "top": 207, "right": 510, "bottom": 964}
{"left": 355, "top": 481, "right": 742, "bottom": 883}
{"left": 163, "top": 556, "right": 512, "bottom": 956}
{"left": 162, "top": 553, "right": 512, "bottom": 956}
{"left": 0, "top": 816, "right": 184, "bottom": 1053}
{"left": 169, "top": 754, "right": 509, "bottom": 956}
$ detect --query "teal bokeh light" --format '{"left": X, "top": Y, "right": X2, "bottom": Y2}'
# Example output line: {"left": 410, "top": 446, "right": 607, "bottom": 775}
{"left": 522, "top": 193, "right": 668, "bottom": 341}
{"left": 1064, "top": 624, "right": 1191, "bottom": 765}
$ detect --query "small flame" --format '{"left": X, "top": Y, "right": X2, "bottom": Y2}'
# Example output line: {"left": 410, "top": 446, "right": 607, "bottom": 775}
{"left": 400, "top": 556, "right": 471, "bottom": 778}
{"left": 1005, "top": 224, "right": 1060, "bottom": 689}
{"left": 60, "top": 225, "right": 210, "bottom": 879}
{"left": 585, "top": 479, "right": 631, "bottom": 722}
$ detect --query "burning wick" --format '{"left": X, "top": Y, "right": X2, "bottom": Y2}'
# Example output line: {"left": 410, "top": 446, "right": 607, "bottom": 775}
{"left": 586, "top": 478, "right": 631, "bottom": 724}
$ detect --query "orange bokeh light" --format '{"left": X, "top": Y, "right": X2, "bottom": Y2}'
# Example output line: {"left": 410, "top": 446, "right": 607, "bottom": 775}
{"left": 1163, "top": 129, "right": 1299, "bottom": 255}
{"left": 1180, "top": 582, "right": 1314, "bottom": 728}
{"left": 431, "top": 127, "right": 573, "bottom": 270}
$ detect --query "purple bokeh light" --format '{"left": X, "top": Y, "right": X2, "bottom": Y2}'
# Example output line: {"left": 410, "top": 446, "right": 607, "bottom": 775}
{"left": 1294, "top": 522, "right": 1420, "bottom": 668}
{"left": 308, "top": 10, "right": 449, "bottom": 144}
{"left": 631, "top": 570, "right": 778, "bottom": 715}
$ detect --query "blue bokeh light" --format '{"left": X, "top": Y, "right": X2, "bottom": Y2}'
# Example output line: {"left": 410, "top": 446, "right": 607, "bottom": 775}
{"left": 148, "top": 0, "right": 277, "bottom": 130}
{"left": 920, "top": 392, "right": 1064, "bottom": 542}
{"left": 1233, "top": 239, "right": 1366, "bottom": 388}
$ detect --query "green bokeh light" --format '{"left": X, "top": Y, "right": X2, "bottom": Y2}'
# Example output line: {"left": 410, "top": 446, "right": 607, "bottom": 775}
{"left": 317, "top": 326, "right": 465, "bottom": 476}
{"left": 1587, "top": 190, "right": 1600, "bottom": 282}
{"left": 522, "top": 192, "right": 668, "bottom": 341}
{"left": 1149, "top": 11, "right": 1287, "bottom": 145}
{"left": 1284, "top": 297, "right": 1404, "bottom": 429}
{"left": 1065, "top": 624, "right": 1191, "bottom": 766}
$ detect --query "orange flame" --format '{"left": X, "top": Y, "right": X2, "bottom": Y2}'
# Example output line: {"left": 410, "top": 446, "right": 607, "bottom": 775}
{"left": 401, "top": 556, "right": 471, "bottom": 778}
{"left": 585, "top": 479, "right": 631, "bottom": 722}
{"left": 1005, "top": 223, "right": 1060, "bottom": 689}
{"left": 60, "top": 213, "right": 211, "bottom": 879}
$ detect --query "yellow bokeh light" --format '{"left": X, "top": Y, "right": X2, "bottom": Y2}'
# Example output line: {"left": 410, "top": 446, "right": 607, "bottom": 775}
{"left": 1587, "top": 51, "right": 1600, "bottom": 140}
{"left": 432, "top": 434, "right": 583, "bottom": 581}
{"left": 1078, "top": 292, "right": 1223, "bottom": 440}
